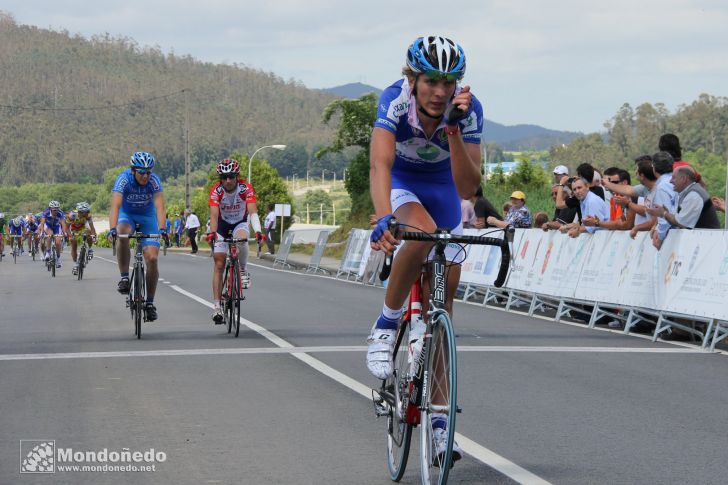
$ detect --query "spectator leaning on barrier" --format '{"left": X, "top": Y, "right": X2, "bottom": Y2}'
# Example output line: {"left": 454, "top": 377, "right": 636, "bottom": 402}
{"left": 650, "top": 151, "right": 678, "bottom": 246}
{"left": 626, "top": 159, "right": 660, "bottom": 238}
{"left": 472, "top": 186, "right": 502, "bottom": 229}
{"left": 648, "top": 166, "right": 721, "bottom": 249}
{"left": 560, "top": 177, "right": 608, "bottom": 238}
{"left": 488, "top": 191, "right": 531, "bottom": 228}
{"left": 542, "top": 183, "right": 578, "bottom": 231}
{"left": 585, "top": 168, "right": 636, "bottom": 231}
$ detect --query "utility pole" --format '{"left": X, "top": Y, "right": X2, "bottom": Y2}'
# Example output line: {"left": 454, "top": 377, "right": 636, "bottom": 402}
{"left": 184, "top": 88, "right": 191, "bottom": 211}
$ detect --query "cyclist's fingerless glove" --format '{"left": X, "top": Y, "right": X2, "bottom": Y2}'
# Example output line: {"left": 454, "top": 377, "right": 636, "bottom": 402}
{"left": 371, "top": 215, "right": 395, "bottom": 243}
{"left": 206, "top": 232, "right": 217, "bottom": 243}
{"left": 108, "top": 228, "right": 117, "bottom": 238}
{"left": 443, "top": 102, "right": 470, "bottom": 126}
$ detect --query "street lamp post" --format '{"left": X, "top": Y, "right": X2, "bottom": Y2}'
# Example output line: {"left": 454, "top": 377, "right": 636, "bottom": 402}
{"left": 248, "top": 144, "right": 286, "bottom": 183}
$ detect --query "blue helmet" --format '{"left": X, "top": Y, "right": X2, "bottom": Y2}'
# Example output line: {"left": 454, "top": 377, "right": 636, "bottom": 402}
{"left": 130, "top": 151, "right": 155, "bottom": 170}
{"left": 406, "top": 36, "right": 466, "bottom": 81}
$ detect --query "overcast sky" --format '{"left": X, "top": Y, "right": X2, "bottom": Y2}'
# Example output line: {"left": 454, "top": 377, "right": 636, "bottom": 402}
{"left": 3, "top": 0, "right": 727, "bottom": 133}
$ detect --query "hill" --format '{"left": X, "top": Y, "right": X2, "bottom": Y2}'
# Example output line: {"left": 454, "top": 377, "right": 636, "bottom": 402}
{"left": 483, "top": 120, "right": 582, "bottom": 150}
{"left": 0, "top": 12, "right": 337, "bottom": 185}
{"left": 323, "top": 82, "right": 581, "bottom": 150}
{"left": 321, "top": 82, "right": 382, "bottom": 98}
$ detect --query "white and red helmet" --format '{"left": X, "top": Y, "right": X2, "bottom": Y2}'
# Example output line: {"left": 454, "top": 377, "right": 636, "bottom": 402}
{"left": 217, "top": 159, "right": 240, "bottom": 175}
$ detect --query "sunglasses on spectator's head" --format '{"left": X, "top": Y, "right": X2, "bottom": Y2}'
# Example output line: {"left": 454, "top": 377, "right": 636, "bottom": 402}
{"left": 220, "top": 173, "right": 238, "bottom": 180}
{"left": 135, "top": 169, "right": 151, "bottom": 175}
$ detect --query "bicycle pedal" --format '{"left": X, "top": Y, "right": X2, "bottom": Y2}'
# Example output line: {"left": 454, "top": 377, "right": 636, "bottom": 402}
{"left": 371, "top": 389, "right": 389, "bottom": 417}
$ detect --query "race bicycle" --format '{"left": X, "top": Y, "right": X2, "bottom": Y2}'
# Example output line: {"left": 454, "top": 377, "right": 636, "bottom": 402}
{"left": 115, "top": 225, "right": 165, "bottom": 339}
{"left": 372, "top": 222, "right": 512, "bottom": 485}
{"left": 219, "top": 232, "right": 248, "bottom": 337}
{"left": 9, "top": 235, "right": 22, "bottom": 264}
{"left": 74, "top": 233, "right": 95, "bottom": 281}
{"left": 44, "top": 234, "right": 64, "bottom": 277}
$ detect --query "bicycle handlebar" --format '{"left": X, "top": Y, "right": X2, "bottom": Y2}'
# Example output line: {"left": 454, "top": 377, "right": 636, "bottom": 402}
{"left": 220, "top": 237, "right": 249, "bottom": 243}
{"left": 378, "top": 225, "right": 513, "bottom": 288}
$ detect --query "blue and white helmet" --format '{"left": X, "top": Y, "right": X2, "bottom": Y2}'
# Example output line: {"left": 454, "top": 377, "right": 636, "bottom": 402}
{"left": 130, "top": 151, "right": 155, "bottom": 170}
{"left": 48, "top": 200, "right": 61, "bottom": 209}
{"left": 406, "top": 36, "right": 466, "bottom": 81}
{"left": 13, "top": 216, "right": 23, "bottom": 226}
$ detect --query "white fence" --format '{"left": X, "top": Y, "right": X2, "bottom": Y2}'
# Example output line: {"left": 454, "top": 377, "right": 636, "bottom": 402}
{"left": 336, "top": 227, "right": 728, "bottom": 350}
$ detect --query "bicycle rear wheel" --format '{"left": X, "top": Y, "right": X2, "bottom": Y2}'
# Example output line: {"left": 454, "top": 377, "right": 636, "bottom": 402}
{"left": 420, "top": 312, "right": 458, "bottom": 485}
{"left": 386, "top": 320, "right": 413, "bottom": 482}
{"left": 77, "top": 245, "right": 86, "bottom": 281}
{"left": 135, "top": 265, "right": 145, "bottom": 339}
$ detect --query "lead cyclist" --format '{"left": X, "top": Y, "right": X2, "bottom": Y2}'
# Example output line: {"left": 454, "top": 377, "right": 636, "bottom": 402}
{"left": 367, "top": 35, "right": 484, "bottom": 463}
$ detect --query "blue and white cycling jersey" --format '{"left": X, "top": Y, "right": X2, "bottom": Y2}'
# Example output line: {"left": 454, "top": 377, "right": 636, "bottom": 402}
{"left": 42, "top": 208, "right": 65, "bottom": 228}
{"left": 374, "top": 77, "right": 484, "bottom": 182}
{"left": 8, "top": 218, "right": 27, "bottom": 235}
{"left": 112, "top": 169, "right": 163, "bottom": 215}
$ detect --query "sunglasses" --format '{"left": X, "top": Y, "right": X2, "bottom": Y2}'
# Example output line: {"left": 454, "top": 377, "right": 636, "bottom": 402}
{"left": 220, "top": 174, "right": 238, "bottom": 180}
{"left": 424, "top": 70, "right": 460, "bottom": 82}
{"left": 135, "top": 169, "right": 152, "bottom": 175}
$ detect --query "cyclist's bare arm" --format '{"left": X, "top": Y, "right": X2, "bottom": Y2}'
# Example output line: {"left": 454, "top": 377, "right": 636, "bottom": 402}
{"left": 153, "top": 192, "right": 166, "bottom": 232}
{"left": 369, "top": 127, "right": 398, "bottom": 253}
{"left": 209, "top": 205, "right": 220, "bottom": 235}
{"left": 109, "top": 193, "right": 123, "bottom": 230}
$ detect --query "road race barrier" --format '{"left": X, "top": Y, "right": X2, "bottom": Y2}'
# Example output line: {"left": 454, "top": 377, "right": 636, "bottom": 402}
{"left": 336, "top": 229, "right": 371, "bottom": 281}
{"left": 273, "top": 230, "right": 295, "bottom": 269}
{"left": 306, "top": 230, "right": 333, "bottom": 275}
{"left": 482, "top": 228, "right": 728, "bottom": 348}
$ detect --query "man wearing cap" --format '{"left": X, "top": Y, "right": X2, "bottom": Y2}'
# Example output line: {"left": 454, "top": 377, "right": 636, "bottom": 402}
{"left": 553, "top": 165, "right": 569, "bottom": 185}
{"left": 487, "top": 191, "right": 532, "bottom": 228}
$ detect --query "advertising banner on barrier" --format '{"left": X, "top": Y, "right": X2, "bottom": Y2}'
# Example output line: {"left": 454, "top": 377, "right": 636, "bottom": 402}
{"left": 534, "top": 230, "right": 588, "bottom": 298}
{"left": 659, "top": 229, "right": 728, "bottom": 320}
{"left": 507, "top": 229, "right": 590, "bottom": 298}
{"left": 459, "top": 229, "right": 506, "bottom": 287}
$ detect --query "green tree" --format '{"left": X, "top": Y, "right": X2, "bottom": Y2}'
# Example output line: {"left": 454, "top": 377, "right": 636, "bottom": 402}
{"left": 303, "top": 189, "right": 333, "bottom": 223}
{"left": 317, "top": 92, "right": 377, "bottom": 220}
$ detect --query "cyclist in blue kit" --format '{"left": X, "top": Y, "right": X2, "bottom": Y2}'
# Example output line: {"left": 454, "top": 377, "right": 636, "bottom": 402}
{"left": 108, "top": 152, "right": 167, "bottom": 321}
{"left": 366, "top": 35, "right": 484, "bottom": 463}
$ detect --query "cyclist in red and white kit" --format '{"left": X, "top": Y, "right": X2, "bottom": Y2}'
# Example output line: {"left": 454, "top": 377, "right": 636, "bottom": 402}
{"left": 207, "top": 159, "right": 263, "bottom": 323}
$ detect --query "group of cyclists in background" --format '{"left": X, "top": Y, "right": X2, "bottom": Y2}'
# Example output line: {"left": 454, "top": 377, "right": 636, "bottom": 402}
{"left": 0, "top": 200, "right": 97, "bottom": 274}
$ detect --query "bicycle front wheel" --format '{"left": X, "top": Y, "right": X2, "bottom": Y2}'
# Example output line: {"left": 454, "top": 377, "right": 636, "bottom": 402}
{"left": 77, "top": 246, "right": 86, "bottom": 281}
{"left": 386, "top": 320, "right": 413, "bottom": 482}
{"left": 134, "top": 265, "right": 146, "bottom": 339}
{"left": 225, "top": 262, "right": 235, "bottom": 334}
{"left": 420, "top": 312, "right": 458, "bottom": 485}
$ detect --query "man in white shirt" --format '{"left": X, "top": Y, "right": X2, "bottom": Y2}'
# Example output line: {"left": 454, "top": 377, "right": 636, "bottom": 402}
{"left": 263, "top": 204, "right": 276, "bottom": 255}
{"left": 648, "top": 165, "right": 721, "bottom": 249}
{"left": 185, "top": 210, "right": 201, "bottom": 254}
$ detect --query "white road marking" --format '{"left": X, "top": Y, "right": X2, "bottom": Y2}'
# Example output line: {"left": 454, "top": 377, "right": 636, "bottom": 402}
{"left": 0, "top": 345, "right": 701, "bottom": 362}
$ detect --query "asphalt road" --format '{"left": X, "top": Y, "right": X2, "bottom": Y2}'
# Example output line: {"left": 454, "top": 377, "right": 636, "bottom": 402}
{"left": 1, "top": 248, "right": 727, "bottom": 484}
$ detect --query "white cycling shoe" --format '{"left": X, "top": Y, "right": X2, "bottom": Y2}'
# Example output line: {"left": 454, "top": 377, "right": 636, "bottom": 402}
{"left": 366, "top": 327, "right": 396, "bottom": 380}
{"left": 433, "top": 427, "right": 463, "bottom": 467}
